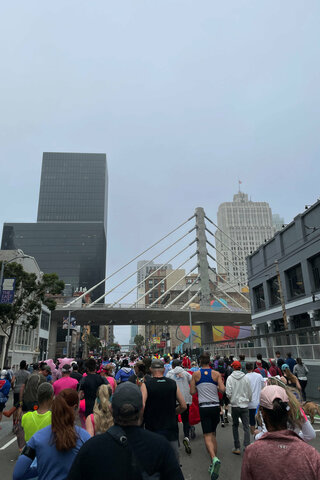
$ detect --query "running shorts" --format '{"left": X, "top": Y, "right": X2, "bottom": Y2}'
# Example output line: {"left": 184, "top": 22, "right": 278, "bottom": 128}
{"left": 199, "top": 406, "right": 220, "bottom": 434}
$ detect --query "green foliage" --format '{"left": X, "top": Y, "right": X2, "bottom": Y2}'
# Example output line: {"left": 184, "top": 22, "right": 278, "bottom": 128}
{"left": 108, "top": 342, "right": 121, "bottom": 352}
{"left": 87, "top": 333, "right": 101, "bottom": 350}
{"left": 0, "top": 261, "right": 65, "bottom": 363}
{"left": 134, "top": 334, "right": 145, "bottom": 352}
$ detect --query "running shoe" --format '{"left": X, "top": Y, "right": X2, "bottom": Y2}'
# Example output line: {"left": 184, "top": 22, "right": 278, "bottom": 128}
{"left": 208, "top": 457, "right": 221, "bottom": 480}
{"left": 190, "top": 425, "right": 196, "bottom": 439}
{"left": 232, "top": 448, "right": 241, "bottom": 455}
{"left": 224, "top": 415, "right": 229, "bottom": 424}
{"left": 221, "top": 420, "right": 225, "bottom": 428}
{"left": 183, "top": 437, "right": 191, "bottom": 455}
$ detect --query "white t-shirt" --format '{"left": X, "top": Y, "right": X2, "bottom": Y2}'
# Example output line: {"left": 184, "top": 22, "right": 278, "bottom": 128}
{"left": 246, "top": 372, "right": 265, "bottom": 409}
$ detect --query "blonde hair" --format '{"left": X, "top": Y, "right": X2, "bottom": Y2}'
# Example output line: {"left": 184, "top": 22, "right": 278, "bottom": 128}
{"left": 266, "top": 377, "right": 303, "bottom": 429}
{"left": 93, "top": 385, "right": 114, "bottom": 434}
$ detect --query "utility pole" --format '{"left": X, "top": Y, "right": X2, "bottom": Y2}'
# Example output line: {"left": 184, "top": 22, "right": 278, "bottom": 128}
{"left": 67, "top": 310, "right": 71, "bottom": 357}
{"left": 275, "top": 261, "right": 288, "bottom": 330}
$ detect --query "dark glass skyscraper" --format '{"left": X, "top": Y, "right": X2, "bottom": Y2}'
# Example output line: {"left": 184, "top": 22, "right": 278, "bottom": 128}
{"left": 1, "top": 152, "right": 108, "bottom": 301}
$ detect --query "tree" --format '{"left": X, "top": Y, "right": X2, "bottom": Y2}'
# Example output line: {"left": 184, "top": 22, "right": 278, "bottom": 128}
{"left": 108, "top": 342, "right": 121, "bottom": 353}
{"left": 134, "top": 334, "right": 145, "bottom": 353}
{"left": 0, "top": 262, "right": 65, "bottom": 365}
{"left": 87, "top": 333, "right": 101, "bottom": 352}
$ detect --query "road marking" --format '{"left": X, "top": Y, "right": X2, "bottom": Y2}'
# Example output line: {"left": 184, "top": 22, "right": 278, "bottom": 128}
{"left": 0, "top": 437, "right": 16, "bottom": 450}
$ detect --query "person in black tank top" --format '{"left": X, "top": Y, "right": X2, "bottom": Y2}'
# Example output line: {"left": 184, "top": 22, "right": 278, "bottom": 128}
{"left": 141, "top": 359, "right": 186, "bottom": 463}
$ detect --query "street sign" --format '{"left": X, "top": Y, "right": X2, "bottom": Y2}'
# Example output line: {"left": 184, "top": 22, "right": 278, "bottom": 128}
{"left": 159, "top": 341, "right": 166, "bottom": 348}
{"left": 0, "top": 278, "right": 16, "bottom": 304}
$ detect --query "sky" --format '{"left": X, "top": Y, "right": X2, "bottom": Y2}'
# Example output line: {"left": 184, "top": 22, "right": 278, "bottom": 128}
{"left": 1, "top": 1, "right": 320, "bottom": 344}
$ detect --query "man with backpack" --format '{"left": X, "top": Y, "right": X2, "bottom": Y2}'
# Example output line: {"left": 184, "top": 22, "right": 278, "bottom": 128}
{"left": 254, "top": 360, "right": 269, "bottom": 379}
{"left": 67, "top": 382, "right": 184, "bottom": 480}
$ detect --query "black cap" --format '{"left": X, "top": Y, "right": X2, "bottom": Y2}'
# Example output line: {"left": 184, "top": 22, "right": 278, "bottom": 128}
{"left": 150, "top": 359, "right": 164, "bottom": 369}
{"left": 112, "top": 382, "right": 142, "bottom": 416}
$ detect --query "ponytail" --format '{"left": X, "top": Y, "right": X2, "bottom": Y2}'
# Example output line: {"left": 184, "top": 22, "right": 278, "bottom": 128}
{"left": 51, "top": 389, "right": 79, "bottom": 451}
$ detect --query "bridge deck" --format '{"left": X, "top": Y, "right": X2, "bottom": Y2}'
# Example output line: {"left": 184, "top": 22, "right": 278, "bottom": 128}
{"left": 53, "top": 305, "right": 251, "bottom": 326}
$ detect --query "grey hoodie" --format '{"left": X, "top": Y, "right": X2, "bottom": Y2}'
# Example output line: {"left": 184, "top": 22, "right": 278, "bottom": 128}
{"left": 167, "top": 366, "right": 192, "bottom": 404}
{"left": 226, "top": 370, "right": 252, "bottom": 408}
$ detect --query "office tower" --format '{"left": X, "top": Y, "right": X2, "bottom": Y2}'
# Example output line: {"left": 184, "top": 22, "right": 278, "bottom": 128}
{"left": 215, "top": 191, "right": 275, "bottom": 284}
{"left": 272, "top": 213, "right": 285, "bottom": 232}
{"left": 1, "top": 152, "right": 108, "bottom": 301}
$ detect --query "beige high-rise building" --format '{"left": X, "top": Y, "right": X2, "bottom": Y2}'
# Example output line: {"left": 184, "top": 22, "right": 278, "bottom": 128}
{"left": 215, "top": 191, "right": 275, "bottom": 285}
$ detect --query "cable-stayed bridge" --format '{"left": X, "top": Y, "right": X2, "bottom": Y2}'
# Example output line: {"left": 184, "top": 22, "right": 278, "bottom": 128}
{"left": 51, "top": 208, "right": 251, "bottom": 344}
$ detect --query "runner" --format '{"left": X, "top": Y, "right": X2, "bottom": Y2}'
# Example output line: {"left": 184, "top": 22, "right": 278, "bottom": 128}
{"left": 190, "top": 353, "right": 225, "bottom": 480}
{"left": 167, "top": 359, "right": 193, "bottom": 454}
{"left": 293, "top": 357, "right": 309, "bottom": 401}
{"left": 241, "top": 385, "right": 320, "bottom": 480}
{"left": 215, "top": 358, "right": 229, "bottom": 427}
{"left": 114, "top": 359, "right": 134, "bottom": 383}
{"left": 53, "top": 364, "right": 78, "bottom": 396}
{"left": 245, "top": 362, "right": 265, "bottom": 435}
{"left": 13, "top": 389, "right": 90, "bottom": 480}
{"left": 79, "top": 358, "right": 109, "bottom": 418}
{"left": 4, "top": 360, "right": 30, "bottom": 424}
{"left": 85, "top": 384, "right": 113, "bottom": 436}
{"left": 70, "top": 363, "right": 83, "bottom": 383}
{"left": 67, "top": 382, "right": 184, "bottom": 480}
{"left": 0, "top": 370, "right": 11, "bottom": 430}
{"left": 141, "top": 359, "right": 187, "bottom": 463}
{"left": 21, "top": 383, "right": 53, "bottom": 442}
{"left": 226, "top": 360, "right": 252, "bottom": 455}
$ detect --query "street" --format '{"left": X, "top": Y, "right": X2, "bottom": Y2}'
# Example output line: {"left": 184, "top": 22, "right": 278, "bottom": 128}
{"left": 1, "top": 411, "right": 320, "bottom": 480}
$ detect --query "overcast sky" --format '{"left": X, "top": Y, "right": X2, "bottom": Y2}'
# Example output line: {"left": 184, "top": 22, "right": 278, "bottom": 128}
{"left": 1, "top": 2, "right": 320, "bottom": 344}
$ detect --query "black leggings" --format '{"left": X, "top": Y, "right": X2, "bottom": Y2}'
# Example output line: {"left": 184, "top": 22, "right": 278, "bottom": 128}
{"left": 180, "top": 405, "right": 190, "bottom": 438}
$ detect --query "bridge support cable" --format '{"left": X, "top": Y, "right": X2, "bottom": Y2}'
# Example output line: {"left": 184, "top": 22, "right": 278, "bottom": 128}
{"left": 195, "top": 207, "right": 211, "bottom": 307}
{"left": 207, "top": 251, "right": 250, "bottom": 305}
{"left": 146, "top": 264, "right": 198, "bottom": 308}
{"left": 63, "top": 214, "right": 195, "bottom": 308}
{"left": 205, "top": 230, "right": 248, "bottom": 284}
{"left": 107, "top": 245, "right": 197, "bottom": 308}
{"left": 88, "top": 232, "right": 196, "bottom": 307}
{"left": 206, "top": 241, "right": 250, "bottom": 296}
{"left": 164, "top": 274, "right": 200, "bottom": 309}
{"left": 208, "top": 267, "right": 249, "bottom": 312}
{"left": 180, "top": 290, "right": 202, "bottom": 310}
{"left": 205, "top": 215, "right": 246, "bottom": 253}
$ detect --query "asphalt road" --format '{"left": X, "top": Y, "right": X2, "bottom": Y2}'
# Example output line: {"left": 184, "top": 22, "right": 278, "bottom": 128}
{"left": 1, "top": 412, "right": 320, "bottom": 480}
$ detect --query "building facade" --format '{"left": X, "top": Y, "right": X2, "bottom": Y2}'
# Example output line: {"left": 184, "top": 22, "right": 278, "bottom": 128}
{"left": 216, "top": 191, "right": 275, "bottom": 284}
{"left": 1, "top": 152, "right": 108, "bottom": 302}
{"left": 0, "top": 250, "right": 51, "bottom": 369}
{"left": 246, "top": 200, "right": 320, "bottom": 399}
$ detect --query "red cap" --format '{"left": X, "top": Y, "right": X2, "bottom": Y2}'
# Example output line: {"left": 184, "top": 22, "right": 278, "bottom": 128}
{"left": 231, "top": 361, "right": 241, "bottom": 370}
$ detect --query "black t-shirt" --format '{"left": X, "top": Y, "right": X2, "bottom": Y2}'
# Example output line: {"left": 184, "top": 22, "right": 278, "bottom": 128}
{"left": 67, "top": 425, "right": 184, "bottom": 480}
{"left": 70, "top": 372, "right": 83, "bottom": 382}
{"left": 79, "top": 374, "right": 109, "bottom": 417}
{"left": 144, "top": 377, "right": 178, "bottom": 441}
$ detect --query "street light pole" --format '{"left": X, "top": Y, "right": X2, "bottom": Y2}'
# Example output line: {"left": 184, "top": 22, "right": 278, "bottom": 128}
{"left": 275, "top": 261, "right": 288, "bottom": 330}
{"left": 67, "top": 310, "right": 71, "bottom": 357}
{"left": 189, "top": 307, "right": 193, "bottom": 355}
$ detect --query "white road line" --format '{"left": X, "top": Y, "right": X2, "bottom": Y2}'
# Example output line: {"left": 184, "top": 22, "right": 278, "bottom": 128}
{"left": 0, "top": 437, "right": 16, "bottom": 450}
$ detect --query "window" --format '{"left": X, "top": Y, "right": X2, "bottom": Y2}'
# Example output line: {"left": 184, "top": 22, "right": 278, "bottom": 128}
{"left": 286, "top": 264, "right": 305, "bottom": 299}
{"left": 309, "top": 253, "right": 320, "bottom": 291}
{"left": 253, "top": 284, "right": 265, "bottom": 311}
{"left": 268, "top": 277, "right": 280, "bottom": 306}
{"left": 40, "top": 311, "right": 50, "bottom": 330}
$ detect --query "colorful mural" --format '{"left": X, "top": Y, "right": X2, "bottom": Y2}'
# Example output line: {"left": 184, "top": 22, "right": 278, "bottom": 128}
{"left": 175, "top": 297, "right": 251, "bottom": 351}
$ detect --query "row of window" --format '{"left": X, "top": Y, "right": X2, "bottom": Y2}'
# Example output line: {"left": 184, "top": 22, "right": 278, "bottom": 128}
{"left": 253, "top": 253, "right": 320, "bottom": 311}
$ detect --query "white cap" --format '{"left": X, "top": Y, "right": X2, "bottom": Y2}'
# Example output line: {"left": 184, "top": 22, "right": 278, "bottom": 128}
{"left": 1, "top": 369, "right": 7, "bottom": 379}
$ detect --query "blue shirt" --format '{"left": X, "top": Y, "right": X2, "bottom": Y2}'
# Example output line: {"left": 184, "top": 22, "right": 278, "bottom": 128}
{"left": 286, "top": 357, "right": 297, "bottom": 373}
{"left": 13, "top": 425, "right": 90, "bottom": 480}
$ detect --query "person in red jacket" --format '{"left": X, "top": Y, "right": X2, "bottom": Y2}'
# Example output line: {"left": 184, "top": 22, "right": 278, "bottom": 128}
{"left": 268, "top": 359, "right": 282, "bottom": 377}
{"left": 182, "top": 354, "right": 191, "bottom": 370}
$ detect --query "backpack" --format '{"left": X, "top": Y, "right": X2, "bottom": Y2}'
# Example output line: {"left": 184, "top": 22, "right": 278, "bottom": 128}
{"left": 107, "top": 425, "right": 160, "bottom": 480}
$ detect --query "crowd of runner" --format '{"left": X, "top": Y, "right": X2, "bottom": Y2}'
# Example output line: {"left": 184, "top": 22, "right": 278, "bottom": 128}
{"left": 0, "top": 349, "right": 319, "bottom": 479}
